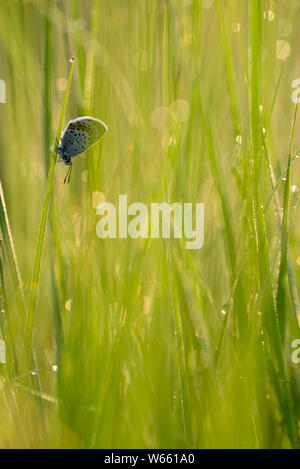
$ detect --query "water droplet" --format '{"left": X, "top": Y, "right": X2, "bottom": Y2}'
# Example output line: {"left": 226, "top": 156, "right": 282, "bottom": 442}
{"left": 276, "top": 40, "right": 291, "bottom": 60}
{"left": 151, "top": 106, "right": 170, "bottom": 132}
{"left": 264, "top": 10, "right": 275, "bottom": 22}
{"left": 56, "top": 77, "right": 68, "bottom": 91}
{"left": 168, "top": 136, "right": 176, "bottom": 146}
{"left": 170, "top": 99, "right": 190, "bottom": 123}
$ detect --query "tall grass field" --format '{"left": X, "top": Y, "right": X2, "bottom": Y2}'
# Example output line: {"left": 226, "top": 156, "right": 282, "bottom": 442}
{"left": 0, "top": 0, "right": 300, "bottom": 449}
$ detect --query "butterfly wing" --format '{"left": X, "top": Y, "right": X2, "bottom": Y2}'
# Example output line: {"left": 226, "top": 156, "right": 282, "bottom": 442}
{"left": 60, "top": 116, "right": 108, "bottom": 159}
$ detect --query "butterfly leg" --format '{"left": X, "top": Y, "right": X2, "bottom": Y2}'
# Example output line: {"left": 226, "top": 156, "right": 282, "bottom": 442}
{"left": 63, "top": 161, "right": 73, "bottom": 184}
{"left": 56, "top": 154, "right": 64, "bottom": 163}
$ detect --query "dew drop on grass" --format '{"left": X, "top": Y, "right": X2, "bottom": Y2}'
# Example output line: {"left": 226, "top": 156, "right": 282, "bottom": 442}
{"left": 56, "top": 77, "right": 68, "bottom": 91}
{"left": 151, "top": 106, "right": 170, "bottom": 132}
{"left": 276, "top": 40, "right": 291, "bottom": 60}
{"left": 69, "top": 56, "right": 75, "bottom": 63}
{"left": 168, "top": 136, "right": 176, "bottom": 146}
{"left": 264, "top": 10, "right": 275, "bottom": 22}
{"left": 170, "top": 99, "right": 190, "bottom": 123}
{"left": 52, "top": 365, "right": 58, "bottom": 372}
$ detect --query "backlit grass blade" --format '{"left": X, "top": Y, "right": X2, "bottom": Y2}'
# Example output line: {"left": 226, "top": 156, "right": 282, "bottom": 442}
{"left": 276, "top": 101, "right": 298, "bottom": 334}
{"left": 0, "top": 181, "right": 25, "bottom": 311}
{"left": 251, "top": 0, "right": 299, "bottom": 447}
{"left": 23, "top": 52, "right": 77, "bottom": 372}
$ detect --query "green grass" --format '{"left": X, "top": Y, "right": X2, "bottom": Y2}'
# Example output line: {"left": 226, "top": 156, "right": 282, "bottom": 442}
{"left": 0, "top": 0, "right": 300, "bottom": 448}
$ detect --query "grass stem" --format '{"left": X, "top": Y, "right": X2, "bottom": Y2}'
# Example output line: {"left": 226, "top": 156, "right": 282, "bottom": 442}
{"left": 23, "top": 52, "right": 77, "bottom": 373}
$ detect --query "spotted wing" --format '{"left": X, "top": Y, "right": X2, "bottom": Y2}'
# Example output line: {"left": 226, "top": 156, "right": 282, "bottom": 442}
{"left": 60, "top": 116, "right": 108, "bottom": 158}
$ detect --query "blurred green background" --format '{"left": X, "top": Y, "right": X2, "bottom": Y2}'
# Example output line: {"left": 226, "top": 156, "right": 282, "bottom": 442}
{"left": 0, "top": 0, "right": 300, "bottom": 448}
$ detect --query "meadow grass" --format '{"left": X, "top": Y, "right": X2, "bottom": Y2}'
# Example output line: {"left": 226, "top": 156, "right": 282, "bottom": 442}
{"left": 0, "top": 0, "right": 300, "bottom": 448}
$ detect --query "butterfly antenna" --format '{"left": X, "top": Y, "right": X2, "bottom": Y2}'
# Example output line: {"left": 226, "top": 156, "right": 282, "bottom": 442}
{"left": 63, "top": 165, "right": 72, "bottom": 184}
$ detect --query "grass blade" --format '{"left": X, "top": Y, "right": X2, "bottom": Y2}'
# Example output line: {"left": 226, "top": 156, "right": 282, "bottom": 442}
{"left": 23, "top": 52, "right": 77, "bottom": 372}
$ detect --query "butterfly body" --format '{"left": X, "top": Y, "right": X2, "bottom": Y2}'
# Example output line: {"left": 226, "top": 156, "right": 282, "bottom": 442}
{"left": 58, "top": 116, "right": 108, "bottom": 165}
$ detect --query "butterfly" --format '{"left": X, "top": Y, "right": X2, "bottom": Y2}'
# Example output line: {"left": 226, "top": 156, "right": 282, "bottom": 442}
{"left": 57, "top": 116, "right": 108, "bottom": 183}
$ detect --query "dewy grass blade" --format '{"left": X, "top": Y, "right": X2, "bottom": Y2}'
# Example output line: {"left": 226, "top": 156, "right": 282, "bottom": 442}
{"left": 215, "top": 0, "right": 240, "bottom": 136}
{"left": 23, "top": 51, "right": 77, "bottom": 372}
{"left": 276, "top": 101, "right": 298, "bottom": 333}
{"left": 251, "top": 1, "right": 299, "bottom": 447}
{"left": 0, "top": 180, "right": 25, "bottom": 312}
